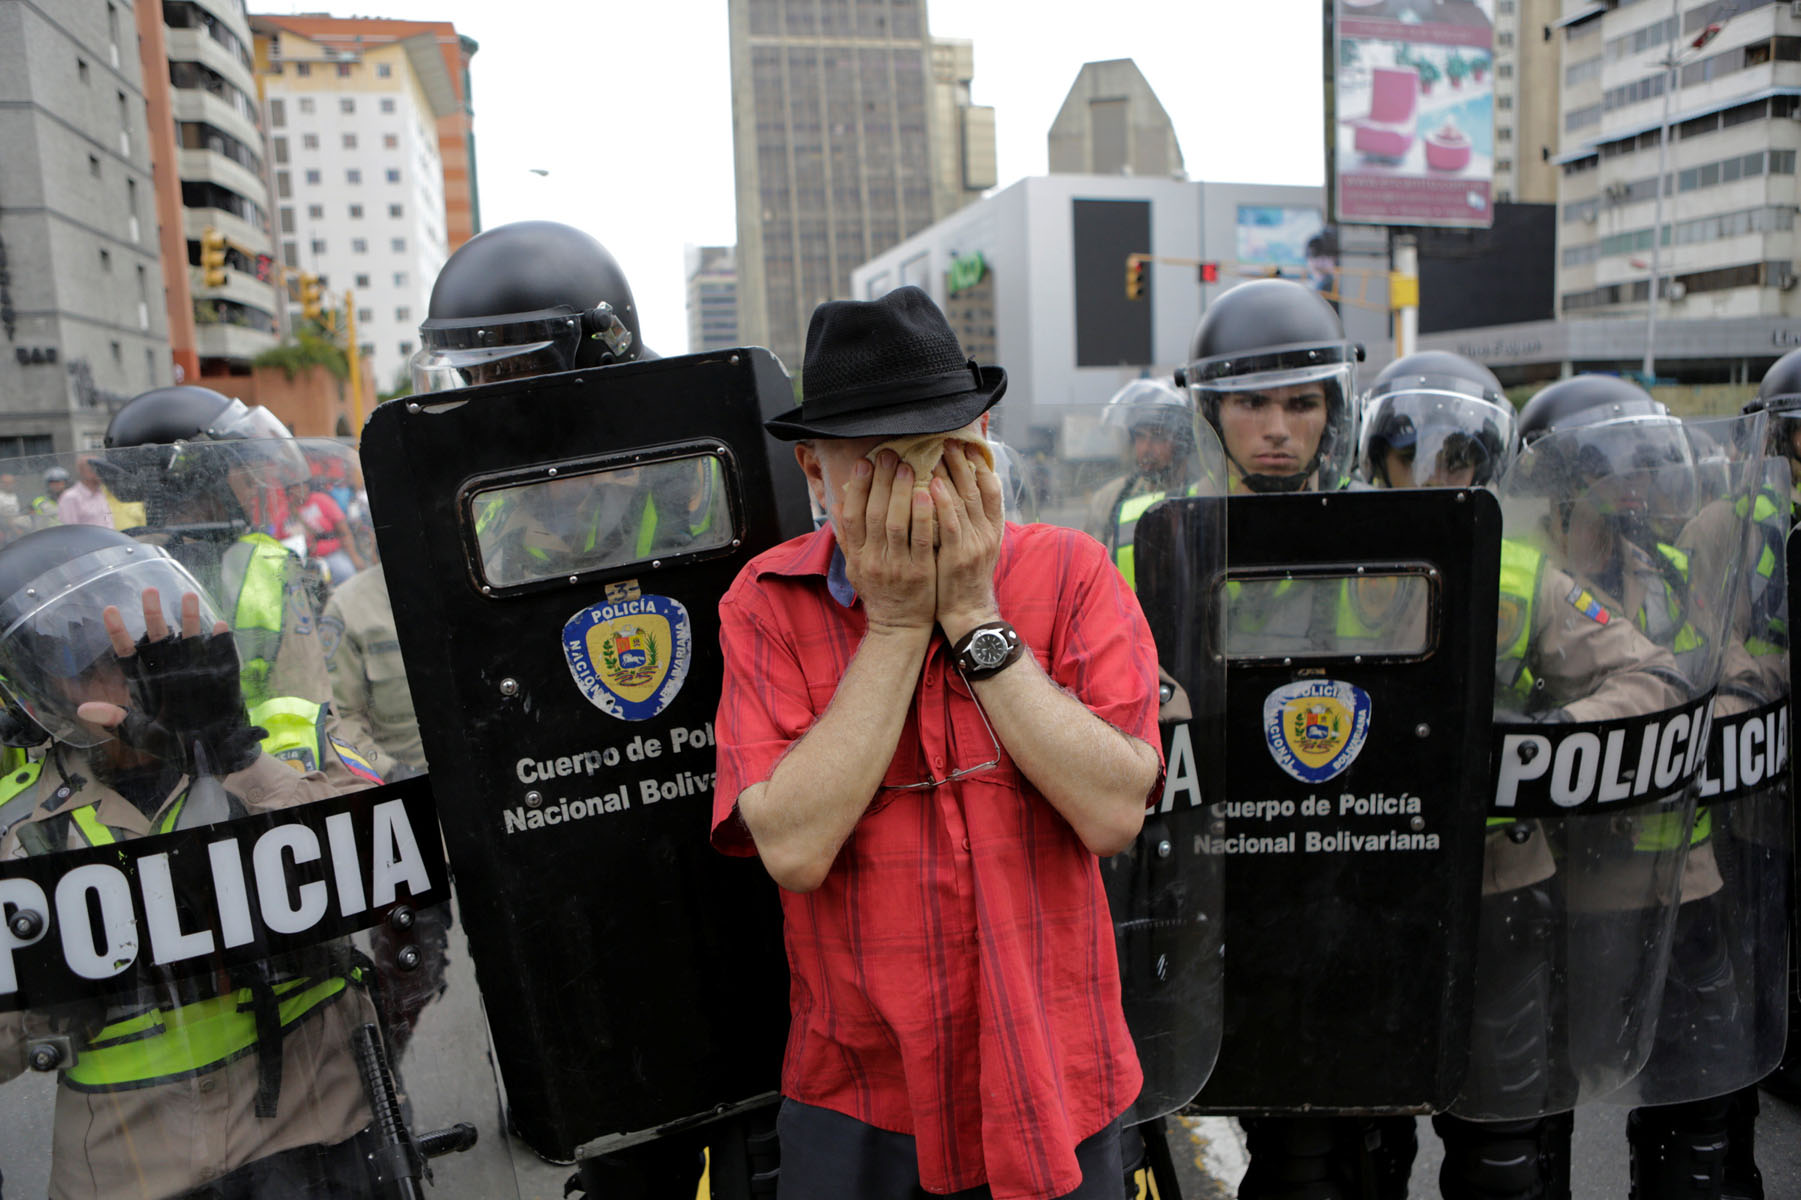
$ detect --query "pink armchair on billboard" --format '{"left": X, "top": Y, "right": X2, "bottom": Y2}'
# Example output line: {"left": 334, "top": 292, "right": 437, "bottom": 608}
{"left": 1349, "top": 66, "right": 1419, "bottom": 159}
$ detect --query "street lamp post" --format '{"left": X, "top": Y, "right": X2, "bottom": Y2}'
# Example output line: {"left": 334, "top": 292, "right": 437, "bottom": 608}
{"left": 1643, "top": 7, "right": 1725, "bottom": 382}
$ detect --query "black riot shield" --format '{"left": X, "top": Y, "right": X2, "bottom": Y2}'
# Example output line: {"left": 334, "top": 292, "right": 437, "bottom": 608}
{"left": 0, "top": 438, "right": 511, "bottom": 1197}
{"left": 1152, "top": 488, "right": 1499, "bottom": 1114}
{"left": 360, "top": 348, "right": 810, "bottom": 1164}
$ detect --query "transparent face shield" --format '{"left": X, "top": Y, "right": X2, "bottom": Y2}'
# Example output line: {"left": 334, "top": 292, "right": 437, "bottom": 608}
{"left": 411, "top": 305, "right": 634, "bottom": 393}
{"left": 1187, "top": 350, "right": 1357, "bottom": 492}
{"left": 1359, "top": 384, "right": 1518, "bottom": 489}
{"left": 1523, "top": 415, "right": 1699, "bottom": 541}
{"left": 0, "top": 546, "right": 226, "bottom": 748}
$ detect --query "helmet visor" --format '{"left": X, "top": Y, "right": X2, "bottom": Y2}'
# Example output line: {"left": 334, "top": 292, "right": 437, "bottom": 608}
{"left": 1190, "top": 357, "right": 1356, "bottom": 490}
{"left": 1522, "top": 415, "right": 1697, "bottom": 521}
{"left": 411, "top": 312, "right": 586, "bottom": 393}
{"left": 1360, "top": 389, "right": 1517, "bottom": 488}
{"left": 0, "top": 546, "right": 226, "bottom": 748}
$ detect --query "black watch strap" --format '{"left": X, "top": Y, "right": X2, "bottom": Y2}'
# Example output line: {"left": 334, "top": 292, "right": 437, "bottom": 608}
{"left": 951, "top": 620, "right": 1024, "bottom": 681}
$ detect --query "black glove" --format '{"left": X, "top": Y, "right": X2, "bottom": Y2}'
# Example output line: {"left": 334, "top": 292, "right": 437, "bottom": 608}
{"left": 114, "top": 628, "right": 264, "bottom": 777}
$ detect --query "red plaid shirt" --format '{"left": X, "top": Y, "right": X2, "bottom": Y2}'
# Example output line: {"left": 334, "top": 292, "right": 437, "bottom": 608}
{"left": 712, "top": 521, "right": 1158, "bottom": 1200}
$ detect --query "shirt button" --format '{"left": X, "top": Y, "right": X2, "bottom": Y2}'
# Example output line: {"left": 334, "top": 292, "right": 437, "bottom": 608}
{"left": 932, "top": 755, "right": 945, "bottom": 769}
{"left": 961, "top": 837, "right": 971, "bottom": 851}
{"left": 199, "top": 1076, "right": 217, "bottom": 1093}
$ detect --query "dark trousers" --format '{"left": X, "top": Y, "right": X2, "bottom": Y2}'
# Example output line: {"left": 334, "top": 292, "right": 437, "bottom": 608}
{"left": 774, "top": 1099, "right": 1122, "bottom": 1200}
{"left": 176, "top": 1130, "right": 375, "bottom": 1199}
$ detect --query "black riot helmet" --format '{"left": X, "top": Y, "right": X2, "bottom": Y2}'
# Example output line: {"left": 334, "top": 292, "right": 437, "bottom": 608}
{"left": 1359, "top": 351, "right": 1516, "bottom": 489}
{"left": 0, "top": 525, "right": 227, "bottom": 749}
{"left": 1749, "top": 347, "right": 1801, "bottom": 464}
{"left": 1175, "top": 279, "right": 1361, "bottom": 492}
{"left": 1514, "top": 374, "right": 1695, "bottom": 536}
{"left": 412, "top": 221, "right": 650, "bottom": 393}
{"left": 99, "top": 385, "right": 308, "bottom": 514}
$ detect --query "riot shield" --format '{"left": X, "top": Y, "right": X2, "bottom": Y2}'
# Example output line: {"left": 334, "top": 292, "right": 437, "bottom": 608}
{"left": 1613, "top": 447, "right": 1793, "bottom": 1108}
{"left": 1167, "top": 488, "right": 1498, "bottom": 1115}
{"left": 360, "top": 348, "right": 811, "bottom": 1165}
{"left": 0, "top": 441, "right": 513, "bottom": 1196}
{"left": 1031, "top": 399, "right": 1228, "bottom": 1122}
{"left": 1456, "top": 412, "right": 1763, "bottom": 1121}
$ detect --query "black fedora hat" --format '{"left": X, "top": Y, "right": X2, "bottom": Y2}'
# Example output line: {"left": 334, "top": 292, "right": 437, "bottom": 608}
{"left": 764, "top": 286, "right": 1006, "bottom": 441}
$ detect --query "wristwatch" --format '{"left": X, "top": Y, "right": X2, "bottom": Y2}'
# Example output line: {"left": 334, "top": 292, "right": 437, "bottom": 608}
{"left": 951, "top": 620, "right": 1024, "bottom": 681}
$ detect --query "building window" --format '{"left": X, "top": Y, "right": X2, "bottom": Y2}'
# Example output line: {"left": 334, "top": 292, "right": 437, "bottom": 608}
{"left": 111, "top": 341, "right": 122, "bottom": 365}
{"left": 390, "top": 237, "right": 406, "bottom": 252}
{"left": 276, "top": 170, "right": 292, "bottom": 198}
{"left": 347, "top": 169, "right": 362, "bottom": 184}
{"left": 270, "top": 98, "right": 285, "bottom": 126}
{"left": 78, "top": 58, "right": 89, "bottom": 83}
{"left": 305, "top": 169, "right": 321, "bottom": 185}
{"left": 349, "top": 204, "right": 364, "bottom": 219}
{"left": 336, "top": 62, "right": 352, "bottom": 78}
{"left": 273, "top": 135, "right": 289, "bottom": 163}
{"left": 303, "top": 133, "right": 319, "bottom": 150}
{"left": 378, "top": 63, "right": 392, "bottom": 78}
{"left": 380, "top": 98, "right": 396, "bottom": 114}
{"left": 1498, "top": 127, "right": 1513, "bottom": 143}
{"left": 388, "top": 203, "right": 403, "bottom": 218}
{"left": 88, "top": 154, "right": 100, "bottom": 178}
{"left": 98, "top": 248, "right": 111, "bottom": 271}
{"left": 340, "top": 98, "right": 355, "bottom": 114}
{"left": 310, "top": 238, "right": 326, "bottom": 255}
{"left": 398, "top": 340, "right": 413, "bottom": 357}
{"left": 307, "top": 203, "right": 323, "bottom": 218}
{"left": 1498, "top": 95, "right": 1513, "bottom": 111}
{"left": 392, "top": 270, "right": 407, "bottom": 287}
{"left": 280, "top": 207, "right": 295, "bottom": 233}
{"left": 355, "top": 273, "right": 371, "bottom": 288}
{"left": 358, "top": 307, "right": 374, "bottom": 323}
{"left": 395, "top": 306, "right": 410, "bottom": 322}
{"left": 1496, "top": 158, "right": 1512, "bottom": 173}
{"left": 296, "top": 62, "right": 311, "bottom": 77}
{"left": 283, "top": 242, "right": 298, "bottom": 268}
{"left": 383, "top": 133, "right": 398, "bottom": 149}
{"left": 352, "top": 238, "right": 368, "bottom": 254}
{"left": 386, "top": 169, "right": 401, "bottom": 184}
{"left": 360, "top": 342, "right": 376, "bottom": 358}
{"left": 342, "top": 133, "right": 357, "bottom": 149}
{"left": 299, "top": 97, "right": 314, "bottom": 114}
{"left": 1498, "top": 62, "right": 1513, "bottom": 79}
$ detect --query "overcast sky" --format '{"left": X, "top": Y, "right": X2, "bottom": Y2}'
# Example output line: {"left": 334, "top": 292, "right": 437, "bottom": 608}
{"left": 259, "top": 0, "right": 1325, "bottom": 354}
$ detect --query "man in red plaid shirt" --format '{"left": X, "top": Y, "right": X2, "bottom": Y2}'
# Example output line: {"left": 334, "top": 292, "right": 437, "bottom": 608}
{"left": 712, "top": 287, "right": 1164, "bottom": 1200}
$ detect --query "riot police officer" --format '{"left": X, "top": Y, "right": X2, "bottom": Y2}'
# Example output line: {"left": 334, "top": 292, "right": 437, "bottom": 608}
{"left": 405, "top": 221, "right": 735, "bottom": 1200}
{"left": 1177, "top": 278, "right": 1418, "bottom": 1197}
{"left": 409, "top": 219, "right": 650, "bottom": 393}
{"left": 1357, "top": 351, "right": 1513, "bottom": 489}
{"left": 1179, "top": 277, "right": 1362, "bottom": 494}
{"left": 1085, "top": 378, "right": 1203, "bottom": 587}
{"left": 0, "top": 525, "right": 384, "bottom": 1198}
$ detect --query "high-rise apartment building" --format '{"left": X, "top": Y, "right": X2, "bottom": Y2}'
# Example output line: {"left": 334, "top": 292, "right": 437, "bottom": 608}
{"left": 251, "top": 16, "right": 471, "bottom": 393}
{"left": 1492, "top": 0, "right": 1560, "bottom": 203}
{"left": 728, "top": 0, "right": 997, "bottom": 370}
{"left": 0, "top": 0, "right": 167, "bottom": 453}
{"left": 1554, "top": 0, "right": 1801, "bottom": 328}
{"left": 159, "top": 0, "right": 282, "bottom": 384}
{"left": 686, "top": 245, "right": 741, "bottom": 354}
{"left": 1047, "top": 59, "right": 1185, "bottom": 179}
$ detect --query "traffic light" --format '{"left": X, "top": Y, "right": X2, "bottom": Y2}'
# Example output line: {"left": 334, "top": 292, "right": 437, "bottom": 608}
{"left": 300, "top": 273, "right": 324, "bottom": 322}
{"left": 1126, "top": 257, "right": 1148, "bottom": 301}
{"left": 1199, "top": 262, "right": 1220, "bottom": 284}
{"left": 200, "top": 227, "right": 228, "bottom": 289}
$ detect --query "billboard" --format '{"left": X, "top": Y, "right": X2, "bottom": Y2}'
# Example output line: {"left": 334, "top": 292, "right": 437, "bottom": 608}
{"left": 1333, "top": 0, "right": 1495, "bottom": 228}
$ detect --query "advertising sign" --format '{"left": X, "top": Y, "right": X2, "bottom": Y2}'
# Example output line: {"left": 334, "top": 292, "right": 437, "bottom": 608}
{"left": 1334, "top": 0, "right": 1496, "bottom": 228}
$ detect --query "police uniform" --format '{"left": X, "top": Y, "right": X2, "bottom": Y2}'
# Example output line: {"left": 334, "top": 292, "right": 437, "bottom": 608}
{"left": 0, "top": 748, "right": 377, "bottom": 1199}
{"left": 320, "top": 568, "right": 423, "bottom": 781}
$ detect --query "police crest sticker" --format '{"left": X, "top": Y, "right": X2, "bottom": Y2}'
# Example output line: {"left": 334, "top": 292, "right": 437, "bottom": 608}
{"left": 562, "top": 594, "right": 692, "bottom": 721}
{"left": 1263, "top": 680, "right": 1373, "bottom": 784}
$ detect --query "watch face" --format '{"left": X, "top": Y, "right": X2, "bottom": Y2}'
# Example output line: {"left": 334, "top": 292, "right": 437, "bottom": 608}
{"left": 969, "top": 629, "right": 1010, "bottom": 668}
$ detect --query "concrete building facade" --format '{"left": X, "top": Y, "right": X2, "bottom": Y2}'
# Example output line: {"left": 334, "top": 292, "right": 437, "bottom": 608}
{"left": 1551, "top": 0, "right": 1801, "bottom": 367}
{"left": 685, "top": 245, "right": 741, "bottom": 354}
{"left": 163, "top": 0, "right": 282, "bottom": 380}
{"left": 252, "top": 17, "right": 461, "bottom": 394}
{"left": 1046, "top": 59, "right": 1185, "bottom": 179}
{"left": 728, "top": 0, "right": 997, "bottom": 370}
{"left": 1493, "top": 0, "right": 1562, "bottom": 203}
{"left": 0, "top": 0, "right": 168, "bottom": 454}
{"left": 850, "top": 175, "right": 1326, "bottom": 454}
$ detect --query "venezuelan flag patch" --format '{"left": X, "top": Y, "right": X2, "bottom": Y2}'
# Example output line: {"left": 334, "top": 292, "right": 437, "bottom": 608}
{"left": 1565, "top": 585, "right": 1610, "bottom": 625}
{"left": 330, "top": 737, "right": 385, "bottom": 784}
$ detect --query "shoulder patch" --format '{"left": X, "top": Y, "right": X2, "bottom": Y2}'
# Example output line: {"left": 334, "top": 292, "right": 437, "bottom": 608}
{"left": 330, "top": 736, "right": 385, "bottom": 784}
{"left": 1565, "top": 584, "right": 1610, "bottom": 625}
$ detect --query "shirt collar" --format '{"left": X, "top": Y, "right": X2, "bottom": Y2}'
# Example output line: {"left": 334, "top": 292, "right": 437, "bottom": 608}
{"left": 753, "top": 522, "right": 856, "bottom": 607}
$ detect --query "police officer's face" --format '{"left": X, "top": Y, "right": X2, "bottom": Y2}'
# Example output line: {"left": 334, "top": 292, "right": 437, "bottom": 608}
{"left": 1132, "top": 427, "right": 1176, "bottom": 474}
{"left": 1382, "top": 445, "right": 1477, "bottom": 489}
{"left": 1217, "top": 384, "right": 1328, "bottom": 485}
